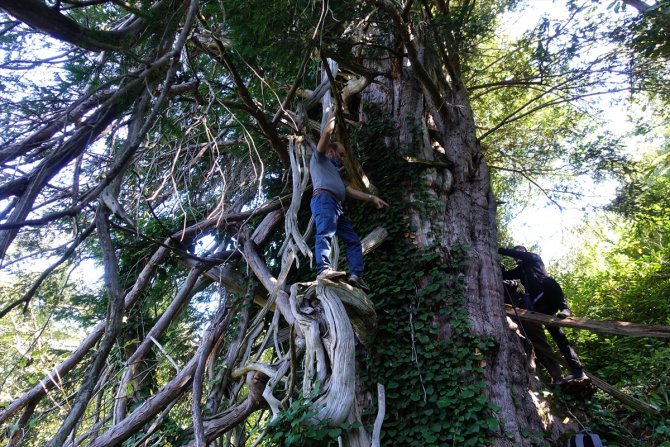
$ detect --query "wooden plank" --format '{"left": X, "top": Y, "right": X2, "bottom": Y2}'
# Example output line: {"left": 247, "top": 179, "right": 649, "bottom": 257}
{"left": 505, "top": 305, "right": 670, "bottom": 338}
{"left": 520, "top": 330, "right": 661, "bottom": 414}
{"left": 586, "top": 372, "right": 660, "bottom": 414}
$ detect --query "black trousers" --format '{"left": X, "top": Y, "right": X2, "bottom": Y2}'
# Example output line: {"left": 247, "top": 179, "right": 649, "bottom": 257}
{"left": 504, "top": 278, "right": 583, "bottom": 377}
{"left": 545, "top": 323, "right": 583, "bottom": 375}
{"left": 523, "top": 320, "right": 583, "bottom": 378}
{"left": 523, "top": 321, "right": 564, "bottom": 381}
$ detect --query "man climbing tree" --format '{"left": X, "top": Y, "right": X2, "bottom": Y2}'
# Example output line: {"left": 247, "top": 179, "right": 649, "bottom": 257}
{"left": 503, "top": 279, "right": 576, "bottom": 385}
{"left": 0, "top": 1, "right": 564, "bottom": 444}
{"left": 500, "top": 246, "right": 587, "bottom": 382}
{"left": 310, "top": 113, "right": 388, "bottom": 288}
{"left": 3, "top": 0, "right": 664, "bottom": 446}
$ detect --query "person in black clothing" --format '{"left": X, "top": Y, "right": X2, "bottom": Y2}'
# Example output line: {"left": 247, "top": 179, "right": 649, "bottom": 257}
{"left": 503, "top": 279, "right": 570, "bottom": 384}
{"left": 499, "top": 246, "right": 586, "bottom": 382}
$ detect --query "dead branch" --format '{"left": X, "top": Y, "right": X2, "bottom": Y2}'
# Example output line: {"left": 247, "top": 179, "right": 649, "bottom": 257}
{"left": 45, "top": 206, "right": 126, "bottom": 447}
{"left": 86, "top": 299, "right": 236, "bottom": 447}
{"left": 505, "top": 305, "right": 670, "bottom": 338}
{"left": 185, "top": 372, "right": 268, "bottom": 446}
{"left": 205, "top": 288, "right": 253, "bottom": 415}
{"left": 0, "top": 243, "right": 172, "bottom": 424}
{"left": 371, "top": 383, "right": 386, "bottom": 447}
{"left": 5, "top": 400, "right": 37, "bottom": 447}
{"left": 113, "top": 266, "right": 207, "bottom": 423}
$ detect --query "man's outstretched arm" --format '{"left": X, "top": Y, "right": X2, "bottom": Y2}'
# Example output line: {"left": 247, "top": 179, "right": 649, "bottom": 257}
{"left": 498, "top": 247, "right": 541, "bottom": 263}
{"left": 316, "top": 114, "right": 336, "bottom": 154}
{"left": 345, "top": 186, "right": 389, "bottom": 209}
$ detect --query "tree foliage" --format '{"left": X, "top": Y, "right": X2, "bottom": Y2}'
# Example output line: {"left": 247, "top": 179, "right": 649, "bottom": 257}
{"left": 553, "top": 108, "right": 670, "bottom": 444}
{"left": 0, "top": 0, "right": 668, "bottom": 446}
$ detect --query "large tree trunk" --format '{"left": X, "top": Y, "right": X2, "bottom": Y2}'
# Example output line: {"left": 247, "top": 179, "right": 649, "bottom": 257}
{"left": 358, "top": 27, "right": 552, "bottom": 446}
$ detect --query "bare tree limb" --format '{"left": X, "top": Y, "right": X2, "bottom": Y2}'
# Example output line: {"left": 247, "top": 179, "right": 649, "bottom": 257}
{"left": 506, "top": 305, "right": 670, "bottom": 338}
{"left": 5, "top": 400, "right": 37, "bottom": 447}
{"left": 45, "top": 205, "right": 125, "bottom": 447}
{"left": 0, "top": 243, "right": 172, "bottom": 425}
{"left": 0, "top": 0, "right": 147, "bottom": 51}
{"left": 371, "top": 383, "right": 386, "bottom": 447}
{"left": 192, "top": 299, "right": 226, "bottom": 447}
{"left": 87, "top": 300, "right": 236, "bottom": 447}
{"left": 113, "top": 266, "right": 206, "bottom": 423}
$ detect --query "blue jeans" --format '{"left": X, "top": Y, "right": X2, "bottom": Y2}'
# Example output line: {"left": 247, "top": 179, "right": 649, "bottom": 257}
{"left": 310, "top": 192, "right": 363, "bottom": 277}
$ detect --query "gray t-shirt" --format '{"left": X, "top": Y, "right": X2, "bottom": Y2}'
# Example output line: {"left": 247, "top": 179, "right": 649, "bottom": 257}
{"left": 310, "top": 151, "right": 346, "bottom": 202}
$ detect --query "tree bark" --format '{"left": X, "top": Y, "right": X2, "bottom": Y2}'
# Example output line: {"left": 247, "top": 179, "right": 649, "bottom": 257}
{"left": 358, "top": 16, "right": 550, "bottom": 445}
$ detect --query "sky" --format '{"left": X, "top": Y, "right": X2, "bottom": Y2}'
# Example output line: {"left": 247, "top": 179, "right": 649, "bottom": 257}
{"left": 498, "top": 0, "right": 639, "bottom": 264}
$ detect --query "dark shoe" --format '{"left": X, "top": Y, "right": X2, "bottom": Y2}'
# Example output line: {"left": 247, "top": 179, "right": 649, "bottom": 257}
{"left": 317, "top": 268, "right": 347, "bottom": 281}
{"left": 556, "top": 308, "right": 572, "bottom": 319}
{"left": 347, "top": 274, "right": 369, "bottom": 291}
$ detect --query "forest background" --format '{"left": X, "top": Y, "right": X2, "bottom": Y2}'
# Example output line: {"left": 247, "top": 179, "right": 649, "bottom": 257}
{"left": 0, "top": 0, "right": 669, "bottom": 446}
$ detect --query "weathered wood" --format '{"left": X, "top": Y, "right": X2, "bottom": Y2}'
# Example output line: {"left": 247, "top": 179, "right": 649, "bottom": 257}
{"left": 523, "top": 332, "right": 661, "bottom": 415}
{"left": 87, "top": 303, "right": 235, "bottom": 447}
{"left": 371, "top": 383, "right": 386, "bottom": 447}
{"left": 185, "top": 372, "right": 267, "bottom": 446}
{"left": 326, "top": 281, "right": 377, "bottom": 348}
{"left": 197, "top": 226, "right": 388, "bottom": 315}
{"left": 360, "top": 226, "right": 388, "bottom": 255}
{"left": 114, "top": 267, "right": 205, "bottom": 423}
{"left": 292, "top": 282, "right": 356, "bottom": 425}
{"left": 586, "top": 372, "right": 659, "bottom": 414}
{"left": 505, "top": 305, "right": 670, "bottom": 339}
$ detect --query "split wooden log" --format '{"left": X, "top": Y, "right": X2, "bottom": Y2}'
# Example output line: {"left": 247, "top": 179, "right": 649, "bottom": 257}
{"left": 507, "top": 306, "right": 662, "bottom": 414}
{"left": 505, "top": 305, "right": 670, "bottom": 339}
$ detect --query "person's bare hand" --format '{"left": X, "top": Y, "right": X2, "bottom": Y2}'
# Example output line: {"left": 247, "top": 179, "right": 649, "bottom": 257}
{"left": 371, "top": 195, "right": 389, "bottom": 209}
{"left": 556, "top": 308, "right": 571, "bottom": 319}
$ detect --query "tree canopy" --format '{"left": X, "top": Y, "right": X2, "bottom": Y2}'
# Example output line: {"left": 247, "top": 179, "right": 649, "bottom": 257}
{"left": 0, "top": 0, "right": 669, "bottom": 446}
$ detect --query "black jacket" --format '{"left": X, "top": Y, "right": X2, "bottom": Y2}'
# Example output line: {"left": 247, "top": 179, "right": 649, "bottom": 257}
{"left": 498, "top": 247, "right": 548, "bottom": 297}
{"left": 499, "top": 247, "right": 568, "bottom": 315}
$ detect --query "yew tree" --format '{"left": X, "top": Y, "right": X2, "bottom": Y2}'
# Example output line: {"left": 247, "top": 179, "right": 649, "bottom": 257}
{"left": 0, "top": 1, "right": 636, "bottom": 446}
